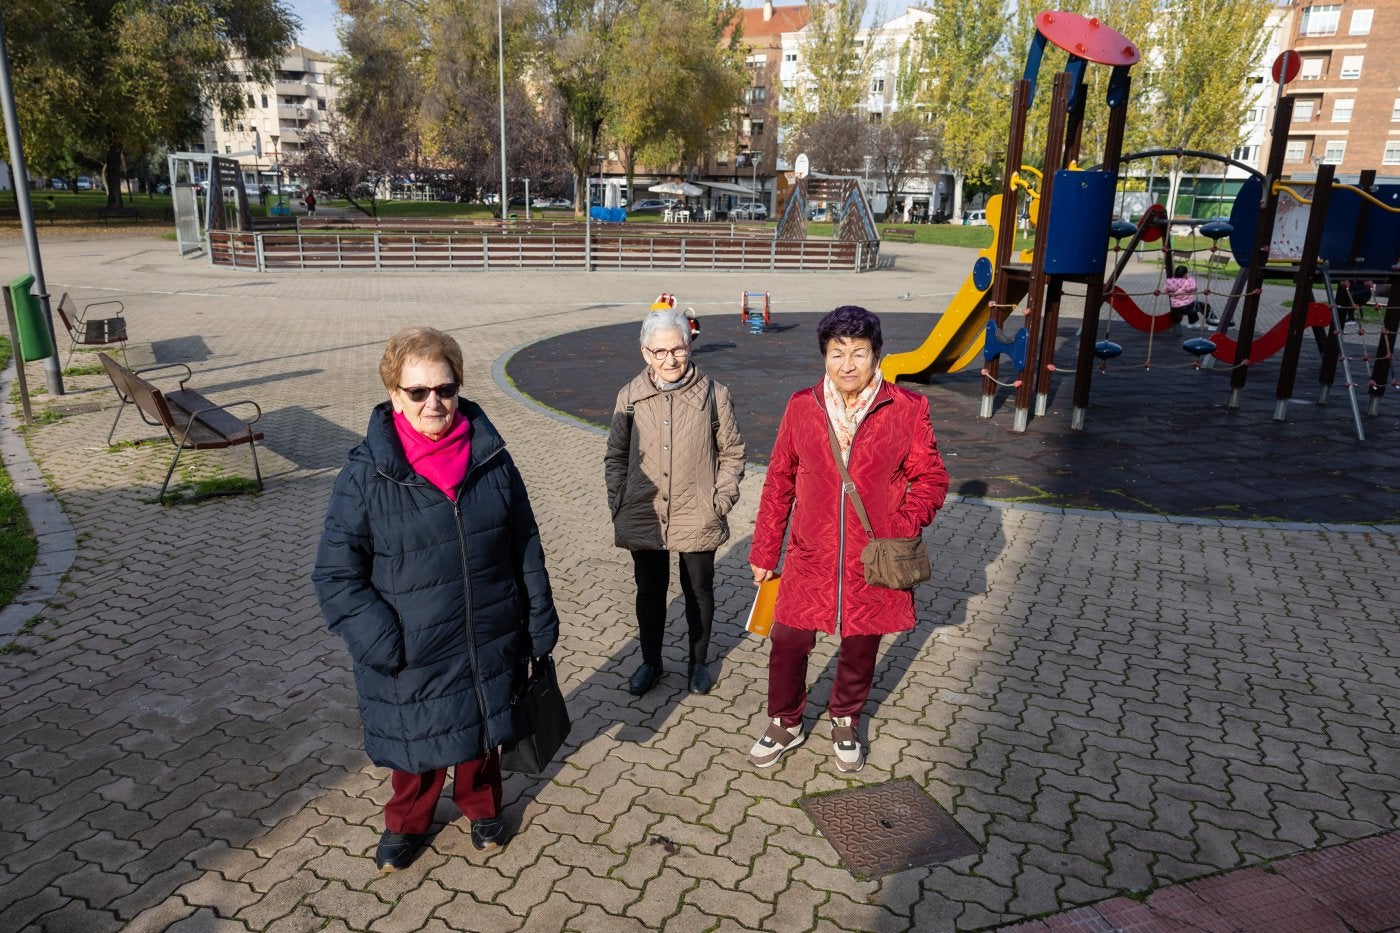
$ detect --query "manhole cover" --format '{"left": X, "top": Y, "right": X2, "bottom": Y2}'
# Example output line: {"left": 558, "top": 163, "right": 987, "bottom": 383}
{"left": 799, "top": 778, "right": 979, "bottom": 879}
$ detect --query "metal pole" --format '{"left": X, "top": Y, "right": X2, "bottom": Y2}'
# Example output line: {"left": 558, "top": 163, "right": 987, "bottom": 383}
{"left": 498, "top": 0, "right": 508, "bottom": 221}
{"left": 0, "top": 13, "right": 63, "bottom": 394}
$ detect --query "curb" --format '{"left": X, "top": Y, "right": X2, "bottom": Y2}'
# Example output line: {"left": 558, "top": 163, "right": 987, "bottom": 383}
{"left": 0, "top": 356, "right": 77, "bottom": 639}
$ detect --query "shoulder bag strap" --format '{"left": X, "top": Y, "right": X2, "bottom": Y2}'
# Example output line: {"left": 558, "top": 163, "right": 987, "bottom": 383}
{"left": 825, "top": 417, "right": 875, "bottom": 541}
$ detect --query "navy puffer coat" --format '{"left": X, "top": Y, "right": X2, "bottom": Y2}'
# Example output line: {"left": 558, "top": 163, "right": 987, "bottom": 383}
{"left": 313, "top": 400, "right": 560, "bottom": 774}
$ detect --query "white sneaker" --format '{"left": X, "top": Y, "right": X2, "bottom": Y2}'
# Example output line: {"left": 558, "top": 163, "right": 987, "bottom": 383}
{"left": 831, "top": 716, "right": 865, "bottom": 773}
{"left": 747, "top": 718, "right": 804, "bottom": 768}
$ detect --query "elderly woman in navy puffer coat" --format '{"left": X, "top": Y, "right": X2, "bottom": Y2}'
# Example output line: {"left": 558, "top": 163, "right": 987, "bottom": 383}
{"left": 313, "top": 326, "right": 560, "bottom": 872}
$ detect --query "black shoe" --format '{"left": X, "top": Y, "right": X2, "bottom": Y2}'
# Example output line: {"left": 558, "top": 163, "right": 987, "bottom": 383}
{"left": 470, "top": 816, "right": 508, "bottom": 851}
{"left": 628, "top": 662, "right": 663, "bottom": 696}
{"left": 374, "top": 830, "right": 429, "bottom": 871}
{"left": 688, "top": 663, "right": 712, "bottom": 694}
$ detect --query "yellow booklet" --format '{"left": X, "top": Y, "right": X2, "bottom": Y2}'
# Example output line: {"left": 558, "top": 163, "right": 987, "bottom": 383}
{"left": 745, "top": 576, "right": 781, "bottom": 637}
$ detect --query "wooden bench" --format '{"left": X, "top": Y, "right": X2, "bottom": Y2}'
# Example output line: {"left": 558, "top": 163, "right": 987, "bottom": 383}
{"left": 56, "top": 292, "right": 127, "bottom": 366}
{"left": 97, "top": 206, "right": 141, "bottom": 222}
{"left": 881, "top": 226, "right": 917, "bottom": 243}
{"left": 99, "top": 353, "right": 264, "bottom": 503}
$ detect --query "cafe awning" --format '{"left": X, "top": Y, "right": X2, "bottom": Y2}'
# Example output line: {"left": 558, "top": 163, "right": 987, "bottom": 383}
{"left": 701, "top": 181, "right": 760, "bottom": 196}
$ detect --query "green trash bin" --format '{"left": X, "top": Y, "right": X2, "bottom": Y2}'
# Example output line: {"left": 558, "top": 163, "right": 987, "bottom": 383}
{"left": 9, "top": 273, "right": 54, "bottom": 363}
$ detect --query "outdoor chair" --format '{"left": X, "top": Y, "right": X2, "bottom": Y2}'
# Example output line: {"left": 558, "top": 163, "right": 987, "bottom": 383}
{"left": 56, "top": 292, "right": 128, "bottom": 367}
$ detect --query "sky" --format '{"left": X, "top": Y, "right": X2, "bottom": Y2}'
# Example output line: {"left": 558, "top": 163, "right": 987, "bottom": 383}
{"left": 285, "top": 0, "right": 915, "bottom": 56}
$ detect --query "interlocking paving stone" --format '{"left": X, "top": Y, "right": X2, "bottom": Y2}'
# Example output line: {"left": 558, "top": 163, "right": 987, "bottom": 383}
{"left": 1, "top": 235, "right": 1398, "bottom": 931}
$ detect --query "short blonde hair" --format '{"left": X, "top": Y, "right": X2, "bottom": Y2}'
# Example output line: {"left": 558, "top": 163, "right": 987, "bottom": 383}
{"left": 379, "top": 326, "right": 464, "bottom": 392}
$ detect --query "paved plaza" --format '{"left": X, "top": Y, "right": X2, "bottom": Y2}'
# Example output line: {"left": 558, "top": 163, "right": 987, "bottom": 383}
{"left": 2, "top": 232, "right": 1398, "bottom": 931}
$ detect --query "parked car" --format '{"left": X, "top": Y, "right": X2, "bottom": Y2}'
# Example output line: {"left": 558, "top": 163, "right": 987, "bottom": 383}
{"left": 76, "top": 176, "right": 93, "bottom": 190}
{"left": 964, "top": 209, "right": 987, "bottom": 226}
{"left": 731, "top": 201, "right": 768, "bottom": 221}
{"left": 632, "top": 198, "right": 677, "bottom": 212}
{"left": 532, "top": 196, "right": 572, "bottom": 209}
{"left": 49, "top": 179, "right": 68, "bottom": 190}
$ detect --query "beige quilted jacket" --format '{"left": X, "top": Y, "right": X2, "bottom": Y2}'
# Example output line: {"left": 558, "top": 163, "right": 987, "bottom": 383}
{"left": 604, "top": 365, "right": 746, "bottom": 553}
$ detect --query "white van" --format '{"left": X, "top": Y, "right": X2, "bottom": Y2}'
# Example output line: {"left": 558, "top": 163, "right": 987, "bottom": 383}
{"left": 964, "top": 209, "right": 987, "bottom": 226}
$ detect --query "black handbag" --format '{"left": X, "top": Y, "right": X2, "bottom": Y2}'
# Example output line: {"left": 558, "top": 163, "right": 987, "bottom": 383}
{"left": 501, "top": 655, "right": 572, "bottom": 774}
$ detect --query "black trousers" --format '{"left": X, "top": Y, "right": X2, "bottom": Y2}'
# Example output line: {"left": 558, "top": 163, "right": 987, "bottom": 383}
{"left": 632, "top": 550, "right": 715, "bottom": 668}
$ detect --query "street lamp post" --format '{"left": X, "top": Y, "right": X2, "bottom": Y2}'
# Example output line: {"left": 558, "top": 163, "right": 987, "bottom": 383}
{"left": 498, "top": 0, "right": 508, "bottom": 220}
{"left": 270, "top": 134, "right": 284, "bottom": 214}
{"left": 752, "top": 152, "right": 760, "bottom": 211}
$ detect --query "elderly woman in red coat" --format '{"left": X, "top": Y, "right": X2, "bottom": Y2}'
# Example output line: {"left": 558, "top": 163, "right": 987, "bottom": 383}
{"left": 748, "top": 306, "right": 949, "bottom": 772}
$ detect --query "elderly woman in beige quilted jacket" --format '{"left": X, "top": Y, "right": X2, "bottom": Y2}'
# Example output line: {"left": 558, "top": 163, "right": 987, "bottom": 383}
{"left": 605, "top": 307, "right": 746, "bottom": 697}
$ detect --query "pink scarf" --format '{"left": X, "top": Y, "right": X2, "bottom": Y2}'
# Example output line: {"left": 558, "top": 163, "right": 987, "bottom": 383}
{"left": 823, "top": 370, "right": 882, "bottom": 464}
{"left": 393, "top": 410, "right": 472, "bottom": 500}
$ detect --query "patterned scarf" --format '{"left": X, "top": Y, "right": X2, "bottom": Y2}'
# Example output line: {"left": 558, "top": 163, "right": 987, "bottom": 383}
{"left": 823, "top": 369, "right": 882, "bottom": 464}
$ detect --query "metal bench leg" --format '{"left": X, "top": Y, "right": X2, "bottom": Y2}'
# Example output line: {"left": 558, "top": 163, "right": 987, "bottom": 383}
{"left": 106, "top": 403, "right": 127, "bottom": 447}
{"left": 248, "top": 438, "right": 263, "bottom": 491}
{"left": 159, "top": 447, "right": 184, "bottom": 504}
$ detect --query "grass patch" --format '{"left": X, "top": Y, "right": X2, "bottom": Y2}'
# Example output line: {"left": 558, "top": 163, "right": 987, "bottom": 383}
{"left": 160, "top": 473, "right": 261, "bottom": 505}
{"left": 0, "top": 336, "right": 39, "bottom": 612}
{"left": 62, "top": 363, "right": 104, "bottom": 377}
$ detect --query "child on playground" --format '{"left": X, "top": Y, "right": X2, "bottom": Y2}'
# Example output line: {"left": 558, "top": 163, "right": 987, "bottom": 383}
{"left": 1164, "top": 264, "right": 1205, "bottom": 333}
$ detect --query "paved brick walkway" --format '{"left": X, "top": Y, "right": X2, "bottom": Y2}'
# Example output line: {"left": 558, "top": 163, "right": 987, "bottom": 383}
{"left": 2, "top": 235, "right": 1398, "bottom": 932}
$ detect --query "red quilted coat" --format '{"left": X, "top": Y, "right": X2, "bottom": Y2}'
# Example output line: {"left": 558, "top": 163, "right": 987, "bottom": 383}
{"left": 750, "top": 381, "right": 949, "bottom": 636}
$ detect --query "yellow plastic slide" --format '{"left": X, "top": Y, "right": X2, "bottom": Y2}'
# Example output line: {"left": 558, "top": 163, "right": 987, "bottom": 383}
{"left": 881, "top": 193, "right": 1009, "bottom": 382}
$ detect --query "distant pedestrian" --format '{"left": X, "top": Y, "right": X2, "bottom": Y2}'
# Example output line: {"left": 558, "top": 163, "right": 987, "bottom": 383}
{"left": 305, "top": 190, "right": 317, "bottom": 217}
{"left": 313, "top": 326, "right": 561, "bottom": 872}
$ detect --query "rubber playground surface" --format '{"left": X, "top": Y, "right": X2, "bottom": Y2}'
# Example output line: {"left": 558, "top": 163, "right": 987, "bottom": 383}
{"left": 509, "top": 310, "right": 1400, "bottom": 526}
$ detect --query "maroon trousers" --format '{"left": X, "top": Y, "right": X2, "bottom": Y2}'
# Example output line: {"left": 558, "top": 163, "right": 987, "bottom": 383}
{"left": 767, "top": 621, "right": 882, "bottom": 730}
{"left": 384, "top": 750, "right": 502, "bottom": 834}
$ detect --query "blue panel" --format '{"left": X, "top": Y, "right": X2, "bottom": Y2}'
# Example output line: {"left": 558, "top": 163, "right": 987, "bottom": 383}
{"left": 1044, "top": 170, "right": 1116, "bottom": 275}
{"left": 973, "top": 256, "right": 994, "bottom": 291}
{"left": 1321, "top": 185, "right": 1400, "bottom": 270}
{"left": 1228, "top": 176, "right": 1262, "bottom": 266}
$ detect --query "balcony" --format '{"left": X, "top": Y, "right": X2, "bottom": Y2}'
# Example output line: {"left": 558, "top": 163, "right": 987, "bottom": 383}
{"left": 275, "top": 81, "right": 310, "bottom": 97}
{"left": 278, "top": 105, "right": 308, "bottom": 121}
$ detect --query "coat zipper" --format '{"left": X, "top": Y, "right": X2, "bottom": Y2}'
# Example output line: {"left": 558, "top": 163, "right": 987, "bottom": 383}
{"left": 823, "top": 388, "right": 893, "bottom": 637}
{"left": 378, "top": 444, "right": 506, "bottom": 753}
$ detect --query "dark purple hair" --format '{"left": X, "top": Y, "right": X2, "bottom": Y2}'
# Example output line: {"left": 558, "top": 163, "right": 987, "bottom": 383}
{"left": 817, "top": 305, "right": 882, "bottom": 356}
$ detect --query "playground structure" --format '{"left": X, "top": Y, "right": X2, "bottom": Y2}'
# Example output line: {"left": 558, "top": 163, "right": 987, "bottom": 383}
{"left": 879, "top": 10, "right": 1399, "bottom": 439}
{"left": 740, "top": 290, "right": 771, "bottom": 334}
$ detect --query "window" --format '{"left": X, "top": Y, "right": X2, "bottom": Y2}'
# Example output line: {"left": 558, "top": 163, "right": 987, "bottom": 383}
{"left": 261, "top": 94, "right": 268, "bottom": 108}
{"left": 1393, "top": 98, "right": 1400, "bottom": 121}
{"left": 1322, "top": 140, "right": 1346, "bottom": 164}
{"left": 867, "top": 110, "right": 882, "bottom": 123}
{"left": 741, "top": 118, "right": 751, "bottom": 135}
{"left": 247, "top": 94, "right": 254, "bottom": 107}
{"left": 1299, "top": 4, "right": 1341, "bottom": 35}
{"left": 871, "top": 78, "right": 885, "bottom": 93}
{"left": 1384, "top": 141, "right": 1400, "bottom": 165}
{"left": 921, "top": 110, "right": 933, "bottom": 124}
{"left": 717, "top": 150, "right": 729, "bottom": 165}
{"left": 1333, "top": 99, "right": 1353, "bottom": 122}
{"left": 1247, "top": 106, "right": 1264, "bottom": 123}
{"left": 1340, "top": 55, "right": 1363, "bottom": 79}
{"left": 224, "top": 144, "right": 232, "bottom": 154}
{"left": 1349, "top": 8, "right": 1373, "bottom": 33}
{"left": 784, "top": 52, "right": 797, "bottom": 62}
{"left": 745, "top": 53, "right": 767, "bottom": 68}
{"left": 1285, "top": 139, "right": 1308, "bottom": 162}
{"left": 751, "top": 120, "right": 764, "bottom": 136}
{"left": 317, "top": 98, "right": 326, "bottom": 111}
{"left": 1233, "top": 145, "right": 1258, "bottom": 162}
{"left": 1300, "top": 57, "right": 1325, "bottom": 79}
{"left": 1294, "top": 100, "right": 1315, "bottom": 121}
{"left": 236, "top": 121, "right": 244, "bottom": 132}
{"left": 747, "top": 86, "right": 766, "bottom": 103}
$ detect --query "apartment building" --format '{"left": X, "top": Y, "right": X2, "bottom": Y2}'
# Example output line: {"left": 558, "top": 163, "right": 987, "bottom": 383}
{"left": 199, "top": 46, "right": 341, "bottom": 191}
{"left": 707, "top": 1, "right": 812, "bottom": 199}
{"left": 1279, "top": 0, "right": 1399, "bottom": 179}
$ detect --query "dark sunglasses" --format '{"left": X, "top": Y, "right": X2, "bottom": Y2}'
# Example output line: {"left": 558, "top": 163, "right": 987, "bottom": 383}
{"left": 398, "top": 382, "right": 459, "bottom": 403}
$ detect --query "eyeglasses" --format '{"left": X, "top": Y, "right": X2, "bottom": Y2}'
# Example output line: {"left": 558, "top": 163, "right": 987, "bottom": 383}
{"left": 644, "top": 346, "right": 690, "bottom": 361}
{"left": 398, "top": 382, "right": 459, "bottom": 403}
